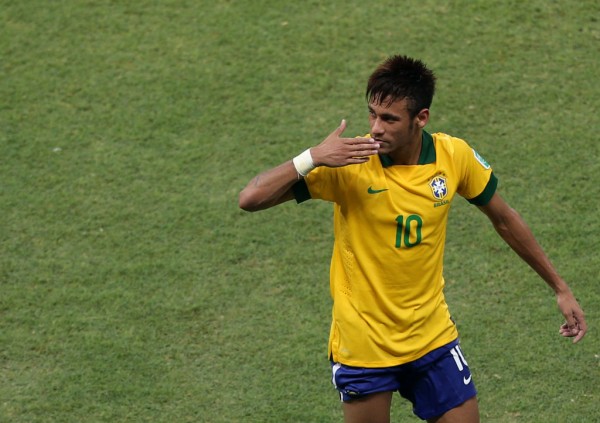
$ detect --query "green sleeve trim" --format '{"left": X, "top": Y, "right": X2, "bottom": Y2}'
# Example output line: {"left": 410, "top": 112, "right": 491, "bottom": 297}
{"left": 468, "top": 172, "right": 498, "bottom": 206}
{"left": 292, "top": 179, "right": 311, "bottom": 203}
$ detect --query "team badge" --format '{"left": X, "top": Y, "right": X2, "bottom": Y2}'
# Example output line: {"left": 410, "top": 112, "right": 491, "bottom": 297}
{"left": 473, "top": 149, "right": 491, "bottom": 169}
{"left": 429, "top": 175, "right": 448, "bottom": 200}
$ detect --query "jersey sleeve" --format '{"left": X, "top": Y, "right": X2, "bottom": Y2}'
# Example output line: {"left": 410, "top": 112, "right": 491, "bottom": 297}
{"left": 292, "top": 164, "right": 342, "bottom": 203}
{"left": 293, "top": 135, "right": 372, "bottom": 204}
{"left": 454, "top": 138, "right": 498, "bottom": 206}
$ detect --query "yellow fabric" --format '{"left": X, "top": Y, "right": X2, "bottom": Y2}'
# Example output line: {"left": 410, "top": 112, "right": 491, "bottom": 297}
{"left": 304, "top": 132, "right": 495, "bottom": 367}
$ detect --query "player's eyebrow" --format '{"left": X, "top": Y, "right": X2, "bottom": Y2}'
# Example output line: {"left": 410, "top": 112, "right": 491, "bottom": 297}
{"left": 368, "top": 106, "right": 401, "bottom": 121}
{"left": 381, "top": 112, "right": 400, "bottom": 120}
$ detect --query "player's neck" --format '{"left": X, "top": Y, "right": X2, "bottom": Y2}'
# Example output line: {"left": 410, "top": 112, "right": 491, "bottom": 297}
{"left": 387, "top": 131, "right": 423, "bottom": 165}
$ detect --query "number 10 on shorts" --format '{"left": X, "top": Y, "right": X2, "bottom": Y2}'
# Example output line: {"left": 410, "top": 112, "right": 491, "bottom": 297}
{"left": 450, "top": 345, "right": 472, "bottom": 385}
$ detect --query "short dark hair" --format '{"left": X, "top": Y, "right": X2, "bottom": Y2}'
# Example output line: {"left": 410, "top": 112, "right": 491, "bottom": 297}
{"left": 366, "top": 55, "right": 436, "bottom": 118}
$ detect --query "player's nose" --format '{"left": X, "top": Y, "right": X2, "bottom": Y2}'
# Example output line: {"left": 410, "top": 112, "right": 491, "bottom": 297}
{"left": 371, "top": 118, "right": 384, "bottom": 136}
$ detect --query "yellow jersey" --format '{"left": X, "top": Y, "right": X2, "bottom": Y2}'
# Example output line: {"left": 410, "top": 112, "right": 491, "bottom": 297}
{"left": 293, "top": 131, "right": 497, "bottom": 367}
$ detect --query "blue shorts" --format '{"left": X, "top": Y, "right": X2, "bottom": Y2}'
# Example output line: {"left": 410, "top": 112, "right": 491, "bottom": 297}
{"left": 331, "top": 339, "right": 477, "bottom": 420}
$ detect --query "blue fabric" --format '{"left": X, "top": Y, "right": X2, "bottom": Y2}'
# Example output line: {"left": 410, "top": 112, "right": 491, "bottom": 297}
{"left": 331, "top": 339, "right": 477, "bottom": 420}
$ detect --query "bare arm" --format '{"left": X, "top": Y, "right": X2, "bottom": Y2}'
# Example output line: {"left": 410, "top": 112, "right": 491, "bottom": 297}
{"left": 478, "top": 193, "right": 587, "bottom": 343}
{"left": 238, "top": 120, "right": 380, "bottom": 212}
{"left": 238, "top": 160, "right": 299, "bottom": 212}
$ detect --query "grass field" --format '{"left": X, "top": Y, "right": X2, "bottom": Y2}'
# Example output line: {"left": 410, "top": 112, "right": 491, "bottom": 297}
{"left": 2, "top": 0, "right": 599, "bottom": 422}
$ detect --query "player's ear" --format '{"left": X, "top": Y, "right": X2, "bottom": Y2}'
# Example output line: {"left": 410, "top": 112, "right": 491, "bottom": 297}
{"left": 415, "top": 108, "right": 429, "bottom": 129}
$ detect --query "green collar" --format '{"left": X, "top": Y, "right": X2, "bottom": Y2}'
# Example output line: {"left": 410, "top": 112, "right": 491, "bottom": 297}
{"left": 379, "top": 130, "right": 436, "bottom": 167}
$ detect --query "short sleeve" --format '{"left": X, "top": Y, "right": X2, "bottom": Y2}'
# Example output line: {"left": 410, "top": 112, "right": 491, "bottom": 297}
{"left": 455, "top": 139, "right": 498, "bottom": 206}
{"left": 293, "top": 165, "right": 341, "bottom": 203}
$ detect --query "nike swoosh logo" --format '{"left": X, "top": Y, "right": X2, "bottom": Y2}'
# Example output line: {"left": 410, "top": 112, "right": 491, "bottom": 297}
{"left": 367, "top": 186, "right": 388, "bottom": 194}
{"left": 463, "top": 374, "right": 472, "bottom": 385}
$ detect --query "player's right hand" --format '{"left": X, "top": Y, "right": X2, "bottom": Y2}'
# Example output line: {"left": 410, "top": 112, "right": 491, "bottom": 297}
{"left": 310, "top": 119, "right": 380, "bottom": 168}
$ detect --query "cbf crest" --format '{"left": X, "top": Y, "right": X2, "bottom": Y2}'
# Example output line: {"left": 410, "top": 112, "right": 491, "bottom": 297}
{"left": 429, "top": 175, "right": 448, "bottom": 200}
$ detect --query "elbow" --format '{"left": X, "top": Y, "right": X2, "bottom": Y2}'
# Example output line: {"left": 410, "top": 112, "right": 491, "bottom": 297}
{"left": 238, "top": 189, "right": 260, "bottom": 212}
{"left": 239, "top": 185, "right": 274, "bottom": 212}
{"left": 492, "top": 206, "right": 521, "bottom": 236}
{"left": 239, "top": 182, "right": 294, "bottom": 212}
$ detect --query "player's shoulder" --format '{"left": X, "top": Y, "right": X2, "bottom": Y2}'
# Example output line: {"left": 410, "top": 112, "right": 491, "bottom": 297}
{"left": 432, "top": 132, "right": 472, "bottom": 156}
{"left": 432, "top": 132, "right": 470, "bottom": 147}
{"left": 432, "top": 131, "right": 494, "bottom": 173}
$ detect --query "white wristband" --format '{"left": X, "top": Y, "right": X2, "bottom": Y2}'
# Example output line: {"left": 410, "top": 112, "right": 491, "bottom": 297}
{"left": 292, "top": 148, "right": 315, "bottom": 177}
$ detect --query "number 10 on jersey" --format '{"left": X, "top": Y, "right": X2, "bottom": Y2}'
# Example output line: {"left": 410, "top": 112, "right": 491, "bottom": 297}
{"left": 395, "top": 214, "right": 423, "bottom": 248}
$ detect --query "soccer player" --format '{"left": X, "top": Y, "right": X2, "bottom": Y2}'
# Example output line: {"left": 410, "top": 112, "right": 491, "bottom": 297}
{"left": 238, "top": 55, "right": 586, "bottom": 423}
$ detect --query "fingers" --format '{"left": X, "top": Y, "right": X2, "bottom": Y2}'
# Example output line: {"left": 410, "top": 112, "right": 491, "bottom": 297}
{"left": 348, "top": 143, "right": 380, "bottom": 164}
{"left": 559, "top": 324, "right": 583, "bottom": 343}
{"left": 576, "top": 313, "right": 588, "bottom": 342}
{"left": 559, "top": 314, "right": 587, "bottom": 343}
{"left": 573, "top": 329, "right": 586, "bottom": 343}
{"left": 556, "top": 292, "right": 587, "bottom": 343}
{"left": 314, "top": 120, "right": 380, "bottom": 167}
{"left": 350, "top": 138, "right": 380, "bottom": 154}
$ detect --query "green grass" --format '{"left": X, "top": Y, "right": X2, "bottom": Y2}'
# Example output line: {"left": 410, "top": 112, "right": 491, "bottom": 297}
{"left": 2, "top": 0, "right": 599, "bottom": 421}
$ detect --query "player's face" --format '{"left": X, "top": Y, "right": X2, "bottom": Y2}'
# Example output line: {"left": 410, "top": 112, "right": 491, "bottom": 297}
{"left": 368, "top": 98, "right": 428, "bottom": 156}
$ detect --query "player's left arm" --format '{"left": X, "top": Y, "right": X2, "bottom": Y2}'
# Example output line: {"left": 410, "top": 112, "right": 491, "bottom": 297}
{"left": 478, "top": 192, "right": 587, "bottom": 343}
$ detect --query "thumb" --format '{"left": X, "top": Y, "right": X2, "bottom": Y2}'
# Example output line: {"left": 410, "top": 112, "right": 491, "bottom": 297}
{"left": 334, "top": 119, "right": 347, "bottom": 136}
